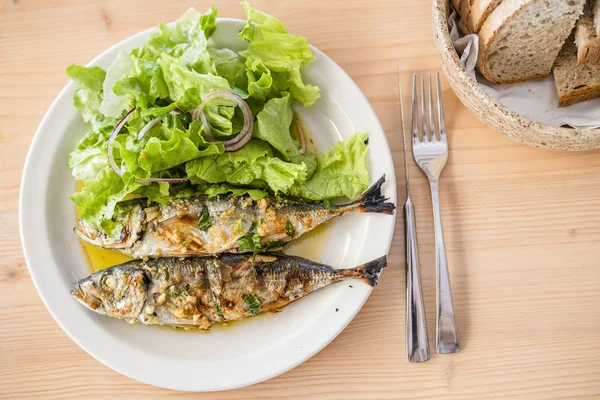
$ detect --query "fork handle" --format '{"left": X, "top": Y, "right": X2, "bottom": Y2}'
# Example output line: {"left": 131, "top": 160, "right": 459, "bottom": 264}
{"left": 430, "top": 180, "right": 460, "bottom": 354}
{"left": 404, "top": 196, "right": 429, "bottom": 362}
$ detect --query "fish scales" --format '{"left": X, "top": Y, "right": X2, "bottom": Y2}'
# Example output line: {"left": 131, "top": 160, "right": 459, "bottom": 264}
{"left": 71, "top": 253, "right": 388, "bottom": 329}
{"left": 74, "top": 176, "right": 395, "bottom": 259}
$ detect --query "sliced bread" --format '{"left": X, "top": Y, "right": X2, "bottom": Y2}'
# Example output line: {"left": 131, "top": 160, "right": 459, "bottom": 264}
{"left": 477, "top": 0, "right": 586, "bottom": 84}
{"left": 554, "top": 38, "right": 600, "bottom": 107}
{"left": 458, "top": 0, "right": 473, "bottom": 33}
{"left": 593, "top": 0, "right": 600, "bottom": 38}
{"left": 466, "top": 0, "right": 504, "bottom": 33}
{"left": 451, "top": 0, "right": 463, "bottom": 13}
{"left": 458, "top": 18, "right": 471, "bottom": 35}
{"left": 575, "top": 6, "right": 600, "bottom": 65}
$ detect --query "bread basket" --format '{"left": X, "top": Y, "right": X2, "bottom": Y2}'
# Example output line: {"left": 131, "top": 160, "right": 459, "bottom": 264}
{"left": 433, "top": 0, "right": 600, "bottom": 151}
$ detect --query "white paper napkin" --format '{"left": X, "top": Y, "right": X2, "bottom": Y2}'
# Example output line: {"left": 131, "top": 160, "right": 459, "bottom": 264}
{"left": 448, "top": 11, "right": 600, "bottom": 129}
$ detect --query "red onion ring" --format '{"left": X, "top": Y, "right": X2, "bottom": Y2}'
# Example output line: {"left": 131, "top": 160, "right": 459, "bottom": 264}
{"left": 294, "top": 118, "right": 307, "bottom": 155}
{"left": 136, "top": 177, "right": 188, "bottom": 184}
{"left": 107, "top": 108, "right": 135, "bottom": 176}
{"left": 191, "top": 90, "right": 253, "bottom": 152}
{"left": 137, "top": 116, "right": 161, "bottom": 141}
{"left": 107, "top": 109, "right": 188, "bottom": 184}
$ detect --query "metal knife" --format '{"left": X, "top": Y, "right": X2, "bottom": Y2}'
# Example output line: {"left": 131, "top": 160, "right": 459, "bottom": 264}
{"left": 397, "top": 61, "right": 430, "bottom": 363}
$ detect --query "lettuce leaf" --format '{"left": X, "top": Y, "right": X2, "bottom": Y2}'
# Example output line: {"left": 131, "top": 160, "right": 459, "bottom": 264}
{"left": 204, "top": 184, "right": 267, "bottom": 200}
{"left": 138, "top": 120, "right": 223, "bottom": 174}
{"left": 68, "top": 129, "right": 109, "bottom": 181}
{"left": 134, "top": 8, "right": 216, "bottom": 74}
{"left": 208, "top": 47, "right": 248, "bottom": 91}
{"left": 70, "top": 166, "right": 142, "bottom": 237}
{"left": 113, "top": 57, "right": 169, "bottom": 110}
{"left": 239, "top": 2, "right": 286, "bottom": 40}
{"left": 186, "top": 139, "right": 307, "bottom": 193}
{"left": 254, "top": 93, "right": 299, "bottom": 162}
{"left": 239, "top": 2, "right": 319, "bottom": 106}
{"left": 291, "top": 132, "right": 369, "bottom": 200}
{"left": 158, "top": 54, "right": 230, "bottom": 102}
{"left": 199, "top": 7, "right": 218, "bottom": 39}
{"left": 66, "top": 65, "right": 115, "bottom": 132}
{"left": 99, "top": 52, "right": 136, "bottom": 118}
{"left": 109, "top": 116, "right": 223, "bottom": 181}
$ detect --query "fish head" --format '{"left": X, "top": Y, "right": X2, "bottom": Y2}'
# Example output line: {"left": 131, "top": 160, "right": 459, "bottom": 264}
{"left": 71, "top": 266, "right": 148, "bottom": 320}
{"left": 74, "top": 201, "right": 144, "bottom": 249}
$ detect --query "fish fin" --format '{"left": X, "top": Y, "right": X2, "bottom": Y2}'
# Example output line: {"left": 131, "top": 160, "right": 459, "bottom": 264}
{"left": 344, "top": 256, "right": 387, "bottom": 287}
{"left": 344, "top": 175, "right": 395, "bottom": 215}
{"left": 355, "top": 175, "right": 387, "bottom": 203}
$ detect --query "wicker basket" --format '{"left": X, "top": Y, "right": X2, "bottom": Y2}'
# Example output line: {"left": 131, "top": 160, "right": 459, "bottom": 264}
{"left": 432, "top": 0, "right": 600, "bottom": 151}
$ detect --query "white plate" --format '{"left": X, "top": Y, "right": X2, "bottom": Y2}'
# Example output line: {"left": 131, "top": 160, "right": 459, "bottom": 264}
{"left": 19, "top": 18, "right": 396, "bottom": 391}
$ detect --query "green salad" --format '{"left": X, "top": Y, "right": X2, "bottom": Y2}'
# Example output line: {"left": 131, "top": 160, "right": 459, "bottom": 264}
{"left": 68, "top": 2, "right": 370, "bottom": 237}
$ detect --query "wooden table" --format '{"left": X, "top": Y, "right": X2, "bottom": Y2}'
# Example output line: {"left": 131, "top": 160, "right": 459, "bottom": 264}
{"left": 2, "top": 0, "right": 600, "bottom": 398}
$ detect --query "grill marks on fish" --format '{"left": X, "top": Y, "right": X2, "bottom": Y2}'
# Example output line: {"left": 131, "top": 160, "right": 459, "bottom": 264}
{"left": 71, "top": 254, "right": 388, "bottom": 329}
{"left": 74, "top": 176, "right": 396, "bottom": 259}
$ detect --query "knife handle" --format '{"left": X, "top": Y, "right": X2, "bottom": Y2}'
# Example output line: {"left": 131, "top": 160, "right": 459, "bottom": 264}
{"left": 404, "top": 196, "right": 430, "bottom": 362}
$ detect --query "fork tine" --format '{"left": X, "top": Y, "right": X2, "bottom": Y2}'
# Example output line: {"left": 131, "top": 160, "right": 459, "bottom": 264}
{"left": 411, "top": 73, "right": 420, "bottom": 143}
{"left": 436, "top": 72, "right": 447, "bottom": 142}
{"left": 420, "top": 73, "right": 429, "bottom": 142}
{"left": 428, "top": 72, "right": 437, "bottom": 142}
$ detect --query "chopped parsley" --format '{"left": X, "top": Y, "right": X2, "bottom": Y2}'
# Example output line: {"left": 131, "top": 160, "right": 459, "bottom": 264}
{"left": 214, "top": 303, "right": 224, "bottom": 317}
{"left": 244, "top": 294, "right": 261, "bottom": 316}
{"left": 237, "top": 220, "right": 284, "bottom": 257}
{"left": 179, "top": 289, "right": 189, "bottom": 300}
{"left": 237, "top": 221, "right": 262, "bottom": 252}
{"left": 232, "top": 218, "right": 244, "bottom": 233}
{"left": 169, "top": 288, "right": 177, "bottom": 297}
{"left": 198, "top": 207, "right": 214, "bottom": 230}
{"left": 160, "top": 267, "right": 169, "bottom": 281}
{"left": 264, "top": 240, "right": 286, "bottom": 249}
{"left": 285, "top": 219, "right": 296, "bottom": 237}
{"left": 321, "top": 199, "right": 337, "bottom": 210}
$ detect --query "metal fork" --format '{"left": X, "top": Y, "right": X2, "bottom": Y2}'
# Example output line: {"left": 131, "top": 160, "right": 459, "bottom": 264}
{"left": 411, "top": 72, "right": 460, "bottom": 354}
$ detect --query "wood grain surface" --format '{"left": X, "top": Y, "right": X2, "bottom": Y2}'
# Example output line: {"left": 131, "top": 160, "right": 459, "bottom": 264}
{"left": 1, "top": 0, "right": 600, "bottom": 398}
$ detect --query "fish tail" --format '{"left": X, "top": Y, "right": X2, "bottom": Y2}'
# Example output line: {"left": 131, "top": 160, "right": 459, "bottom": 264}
{"left": 343, "top": 255, "right": 387, "bottom": 286}
{"left": 344, "top": 175, "right": 395, "bottom": 215}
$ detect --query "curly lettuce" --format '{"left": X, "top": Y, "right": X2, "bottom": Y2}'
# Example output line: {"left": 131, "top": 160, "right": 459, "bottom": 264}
{"left": 67, "top": 3, "right": 369, "bottom": 236}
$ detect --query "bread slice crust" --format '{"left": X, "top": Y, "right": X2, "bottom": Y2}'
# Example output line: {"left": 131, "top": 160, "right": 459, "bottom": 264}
{"left": 593, "top": 0, "right": 600, "bottom": 38}
{"left": 554, "top": 39, "right": 600, "bottom": 107}
{"left": 575, "top": 9, "right": 600, "bottom": 65}
{"left": 478, "top": 0, "right": 585, "bottom": 84}
{"left": 468, "top": 0, "right": 503, "bottom": 33}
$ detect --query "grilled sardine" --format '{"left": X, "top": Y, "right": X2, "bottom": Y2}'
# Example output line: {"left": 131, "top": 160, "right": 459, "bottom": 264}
{"left": 71, "top": 253, "right": 387, "bottom": 329}
{"left": 75, "top": 175, "right": 395, "bottom": 259}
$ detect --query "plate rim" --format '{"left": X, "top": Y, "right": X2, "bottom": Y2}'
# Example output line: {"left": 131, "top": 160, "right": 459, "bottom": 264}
{"left": 19, "top": 17, "right": 397, "bottom": 391}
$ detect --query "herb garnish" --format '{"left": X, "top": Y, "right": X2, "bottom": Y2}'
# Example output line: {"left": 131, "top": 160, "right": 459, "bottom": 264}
{"left": 161, "top": 266, "right": 169, "bottom": 280}
{"left": 233, "top": 218, "right": 244, "bottom": 233}
{"left": 198, "top": 207, "right": 214, "bottom": 230}
{"left": 264, "top": 240, "right": 286, "bottom": 249}
{"left": 285, "top": 219, "right": 296, "bottom": 237}
{"left": 237, "top": 220, "right": 283, "bottom": 257}
{"left": 243, "top": 294, "right": 261, "bottom": 316}
{"left": 237, "top": 221, "right": 263, "bottom": 253}
{"left": 321, "top": 199, "right": 337, "bottom": 210}
{"left": 215, "top": 303, "right": 224, "bottom": 317}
